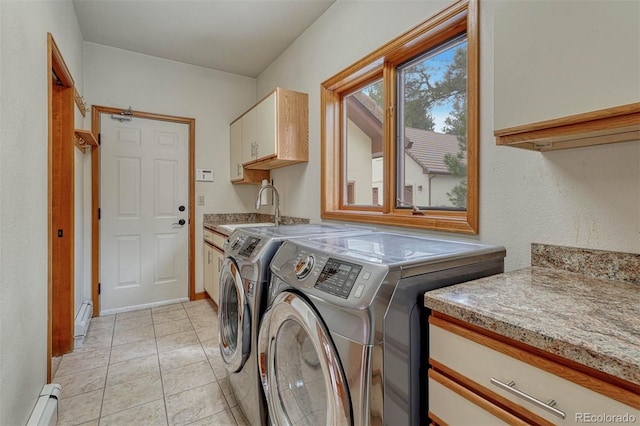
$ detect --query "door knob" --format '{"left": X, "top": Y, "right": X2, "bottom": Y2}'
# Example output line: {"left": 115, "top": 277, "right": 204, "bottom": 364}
{"left": 173, "top": 219, "right": 186, "bottom": 226}
{"left": 179, "top": 205, "right": 186, "bottom": 212}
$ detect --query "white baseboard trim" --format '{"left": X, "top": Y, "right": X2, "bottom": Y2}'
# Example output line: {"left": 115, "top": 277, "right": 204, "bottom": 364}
{"left": 100, "top": 297, "right": 189, "bottom": 316}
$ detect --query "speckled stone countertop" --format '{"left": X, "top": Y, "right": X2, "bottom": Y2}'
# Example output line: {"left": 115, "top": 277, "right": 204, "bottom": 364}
{"left": 424, "top": 265, "right": 640, "bottom": 386}
{"left": 203, "top": 213, "right": 309, "bottom": 235}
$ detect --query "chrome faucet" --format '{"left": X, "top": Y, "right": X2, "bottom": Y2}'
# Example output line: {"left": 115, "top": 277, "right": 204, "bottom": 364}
{"left": 256, "top": 184, "right": 280, "bottom": 226}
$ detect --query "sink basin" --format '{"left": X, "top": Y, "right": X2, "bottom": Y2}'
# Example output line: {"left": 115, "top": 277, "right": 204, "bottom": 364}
{"left": 219, "top": 222, "right": 275, "bottom": 232}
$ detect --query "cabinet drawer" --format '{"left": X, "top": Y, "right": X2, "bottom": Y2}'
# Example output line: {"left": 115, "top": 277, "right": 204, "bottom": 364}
{"left": 212, "top": 233, "right": 226, "bottom": 250}
{"left": 203, "top": 228, "right": 226, "bottom": 250}
{"left": 203, "top": 228, "right": 214, "bottom": 244}
{"left": 429, "top": 321, "right": 640, "bottom": 424}
{"left": 429, "top": 370, "right": 525, "bottom": 426}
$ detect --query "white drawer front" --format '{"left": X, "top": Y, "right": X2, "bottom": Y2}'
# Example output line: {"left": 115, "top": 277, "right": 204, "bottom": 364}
{"left": 203, "top": 228, "right": 214, "bottom": 244}
{"left": 429, "top": 376, "right": 511, "bottom": 426}
{"left": 212, "top": 233, "right": 226, "bottom": 249}
{"left": 430, "top": 324, "right": 639, "bottom": 425}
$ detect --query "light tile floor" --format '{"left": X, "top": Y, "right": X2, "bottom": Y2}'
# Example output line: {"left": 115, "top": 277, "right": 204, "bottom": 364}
{"left": 54, "top": 299, "right": 249, "bottom": 426}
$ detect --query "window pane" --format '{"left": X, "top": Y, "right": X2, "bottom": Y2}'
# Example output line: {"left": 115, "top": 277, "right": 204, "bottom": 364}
{"left": 397, "top": 36, "right": 467, "bottom": 210}
{"left": 343, "top": 79, "right": 383, "bottom": 207}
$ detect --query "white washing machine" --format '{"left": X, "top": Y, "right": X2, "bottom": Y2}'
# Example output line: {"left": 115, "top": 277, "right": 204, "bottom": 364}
{"left": 218, "top": 224, "right": 373, "bottom": 425}
{"left": 258, "top": 232, "right": 505, "bottom": 425}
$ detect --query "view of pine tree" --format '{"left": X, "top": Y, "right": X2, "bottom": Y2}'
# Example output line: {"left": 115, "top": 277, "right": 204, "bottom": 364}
{"left": 366, "top": 80, "right": 383, "bottom": 108}
{"left": 403, "top": 66, "right": 437, "bottom": 131}
{"left": 438, "top": 44, "right": 468, "bottom": 208}
{"left": 403, "top": 41, "right": 468, "bottom": 208}
{"left": 443, "top": 96, "right": 467, "bottom": 208}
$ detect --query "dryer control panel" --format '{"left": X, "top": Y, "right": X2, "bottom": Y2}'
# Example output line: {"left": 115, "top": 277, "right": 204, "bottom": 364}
{"left": 314, "top": 258, "right": 362, "bottom": 299}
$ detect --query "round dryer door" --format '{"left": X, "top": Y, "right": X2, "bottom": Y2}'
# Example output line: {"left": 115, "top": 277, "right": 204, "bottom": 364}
{"left": 258, "top": 291, "right": 352, "bottom": 426}
{"left": 219, "top": 258, "right": 250, "bottom": 373}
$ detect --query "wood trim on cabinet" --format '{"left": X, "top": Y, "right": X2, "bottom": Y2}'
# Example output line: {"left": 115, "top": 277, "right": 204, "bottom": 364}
{"left": 429, "top": 369, "right": 531, "bottom": 425}
{"left": 427, "top": 411, "right": 448, "bottom": 426}
{"left": 231, "top": 168, "right": 270, "bottom": 184}
{"left": 495, "top": 102, "right": 640, "bottom": 151}
{"left": 430, "top": 358, "right": 555, "bottom": 426}
{"left": 91, "top": 106, "right": 197, "bottom": 317}
{"left": 430, "top": 313, "right": 640, "bottom": 409}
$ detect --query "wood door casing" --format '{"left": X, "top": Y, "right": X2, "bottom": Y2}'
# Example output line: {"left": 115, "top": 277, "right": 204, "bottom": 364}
{"left": 91, "top": 106, "right": 197, "bottom": 317}
{"left": 48, "top": 33, "right": 76, "bottom": 380}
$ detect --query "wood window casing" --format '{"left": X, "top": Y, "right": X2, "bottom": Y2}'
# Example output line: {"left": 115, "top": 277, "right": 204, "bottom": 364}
{"left": 321, "top": 0, "right": 479, "bottom": 234}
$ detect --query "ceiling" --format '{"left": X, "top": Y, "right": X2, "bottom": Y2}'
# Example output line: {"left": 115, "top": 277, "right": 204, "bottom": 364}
{"left": 72, "top": 0, "right": 336, "bottom": 78}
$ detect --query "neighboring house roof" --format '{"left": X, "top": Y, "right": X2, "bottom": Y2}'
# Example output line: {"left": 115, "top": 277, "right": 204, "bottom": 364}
{"left": 405, "top": 128, "right": 462, "bottom": 175}
{"left": 348, "top": 91, "right": 462, "bottom": 174}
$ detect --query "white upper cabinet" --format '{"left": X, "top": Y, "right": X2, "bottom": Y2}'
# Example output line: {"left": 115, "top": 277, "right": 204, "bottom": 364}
{"left": 493, "top": 1, "right": 640, "bottom": 151}
{"left": 231, "top": 87, "right": 308, "bottom": 172}
{"left": 241, "top": 106, "right": 257, "bottom": 165}
{"left": 493, "top": 0, "right": 639, "bottom": 130}
{"left": 254, "top": 91, "right": 277, "bottom": 161}
{"left": 230, "top": 119, "right": 243, "bottom": 181}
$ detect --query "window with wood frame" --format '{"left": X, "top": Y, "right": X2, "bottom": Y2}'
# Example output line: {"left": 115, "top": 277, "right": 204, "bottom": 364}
{"left": 321, "top": 0, "right": 478, "bottom": 234}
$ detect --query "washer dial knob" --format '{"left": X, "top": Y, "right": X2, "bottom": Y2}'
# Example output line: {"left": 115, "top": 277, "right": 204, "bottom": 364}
{"left": 295, "top": 256, "right": 314, "bottom": 279}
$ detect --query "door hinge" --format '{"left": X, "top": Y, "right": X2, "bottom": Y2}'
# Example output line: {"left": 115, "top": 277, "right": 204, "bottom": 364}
{"left": 98, "top": 283, "right": 101, "bottom": 294}
{"left": 98, "top": 208, "right": 101, "bottom": 220}
{"left": 98, "top": 133, "right": 101, "bottom": 145}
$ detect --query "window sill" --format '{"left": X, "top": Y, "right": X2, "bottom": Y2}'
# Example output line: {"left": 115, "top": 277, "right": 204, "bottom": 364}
{"left": 321, "top": 209, "right": 477, "bottom": 234}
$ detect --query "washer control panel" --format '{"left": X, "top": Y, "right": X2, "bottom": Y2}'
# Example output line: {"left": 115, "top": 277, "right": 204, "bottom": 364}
{"left": 314, "top": 258, "right": 362, "bottom": 299}
{"left": 227, "top": 234, "right": 262, "bottom": 258}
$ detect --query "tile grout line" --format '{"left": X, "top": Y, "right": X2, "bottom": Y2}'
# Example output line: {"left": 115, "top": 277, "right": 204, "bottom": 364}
{"left": 96, "top": 315, "right": 116, "bottom": 423}
{"left": 150, "top": 307, "right": 171, "bottom": 426}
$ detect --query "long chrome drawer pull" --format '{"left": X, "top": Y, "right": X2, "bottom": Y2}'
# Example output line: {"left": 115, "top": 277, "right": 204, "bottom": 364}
{"left": 490, "top": 378, "right": 566, "bottom": 419}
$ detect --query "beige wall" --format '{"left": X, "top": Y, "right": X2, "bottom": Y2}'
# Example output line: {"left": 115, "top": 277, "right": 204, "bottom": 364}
{"left": 0, "top": 1, "right": 84, "bottom": 424}
{"left": 256, "top": 0, "right": 640, "bottom": 271}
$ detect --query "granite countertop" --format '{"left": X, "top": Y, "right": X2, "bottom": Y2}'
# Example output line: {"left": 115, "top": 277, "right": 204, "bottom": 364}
{"left": 424, "top": 266, "right": 640, "bottom": 386}
{"left": 203, "top": 213, "right": 309, "bottom": 236}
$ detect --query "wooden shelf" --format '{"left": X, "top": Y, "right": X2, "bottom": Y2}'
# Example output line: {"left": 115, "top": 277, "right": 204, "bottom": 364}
{"left": 231, "top": 168, "right": 270, "bottom": 185}
{"left": 74, "top": 129, "right": 98, "bottom": 153}
{"left": 495, "top": 103, "right": 640, "bottom": 152}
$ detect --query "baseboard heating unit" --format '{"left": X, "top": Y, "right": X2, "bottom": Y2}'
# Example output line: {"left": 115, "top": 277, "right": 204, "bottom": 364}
{"left": 26, "top": 384, "right": 62, "bottom": 426}
{"left": 74, "top": 299, "right": 93, "bottom": 343}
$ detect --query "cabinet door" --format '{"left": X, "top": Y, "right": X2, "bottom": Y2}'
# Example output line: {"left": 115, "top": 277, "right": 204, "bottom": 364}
{"left": 230, "top": 119, "right": 243, "bottom": 181}
{"left": 429, "top": 319, "right": 640, "bottom": 424}
{"left": 241, "top": 107, "right": 257, "bottom": 164}
{"left": 255, "top": 91, "right": 277, "bottom": 160}
{"left": 203, "top": 244, "right": 213, "bottom": 297}
{"left": 428, "top": 371, "right": 523, "bottom": 425}
{"left": 211, "top": 248, "right": 223, "bottom": 306}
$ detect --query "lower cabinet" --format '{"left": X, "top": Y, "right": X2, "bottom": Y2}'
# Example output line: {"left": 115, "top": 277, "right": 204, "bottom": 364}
{"left": 203, "top": 229, "right": 226, "bottom": 307}
{"left": 428, "top": 314, "right": 640, "bottom": 425}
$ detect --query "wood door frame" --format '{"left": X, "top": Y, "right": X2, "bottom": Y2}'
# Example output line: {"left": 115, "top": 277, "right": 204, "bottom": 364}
{"left": 91, "top": 106, "right": 197, "bottom": 317}
{"left": 47, "top": 33, "right": 75, "bottom": 381}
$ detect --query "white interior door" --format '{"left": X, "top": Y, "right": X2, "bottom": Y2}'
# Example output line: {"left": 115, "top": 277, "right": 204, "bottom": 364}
{"left": 100, "top": 114, "right": 189, "bottom": 313}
